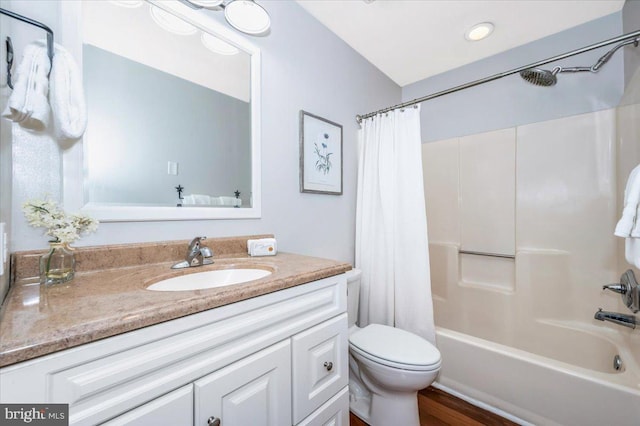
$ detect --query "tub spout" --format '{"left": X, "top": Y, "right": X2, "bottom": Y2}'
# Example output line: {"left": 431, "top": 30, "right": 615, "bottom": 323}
{"left": 594, "top": 308, "right": 636, "bottom": 329}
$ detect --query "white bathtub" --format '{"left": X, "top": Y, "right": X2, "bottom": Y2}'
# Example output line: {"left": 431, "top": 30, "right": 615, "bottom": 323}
{"left": 435, "top": 327, "right": 640, "bottom": 426}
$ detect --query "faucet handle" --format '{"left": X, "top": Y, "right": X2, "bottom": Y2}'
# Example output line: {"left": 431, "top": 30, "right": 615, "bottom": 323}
{"left": 602, "top": 270, "right": 640, "bottom": 313}
{"left": 602, "top": 284, "right": 627, "bottom": 294}
{"left": 200, "top": 246, "right": 214, "bottom": 265}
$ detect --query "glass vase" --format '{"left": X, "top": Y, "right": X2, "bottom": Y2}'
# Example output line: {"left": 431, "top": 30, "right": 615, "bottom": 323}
{"left": 40, "top": 242, "right": 75, "bottom": 285}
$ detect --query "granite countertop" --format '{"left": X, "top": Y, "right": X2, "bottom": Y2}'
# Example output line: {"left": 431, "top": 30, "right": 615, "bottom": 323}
{"left": 0, "top": 236, "right": 351, "bottom": 368}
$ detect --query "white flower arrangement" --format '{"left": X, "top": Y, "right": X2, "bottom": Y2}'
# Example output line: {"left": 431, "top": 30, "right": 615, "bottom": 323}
{"left": 23, "top": 198, "right": 98, "bottom": 245}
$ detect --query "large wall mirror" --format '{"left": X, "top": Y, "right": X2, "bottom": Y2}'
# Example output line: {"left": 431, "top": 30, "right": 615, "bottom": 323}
{"left": 63, "top": 0, "right": 261, "bottom": 221}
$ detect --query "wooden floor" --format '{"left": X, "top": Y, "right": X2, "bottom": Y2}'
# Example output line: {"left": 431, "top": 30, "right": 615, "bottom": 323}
{"left": 349, "top": 387, "right": 518, "bottom": 426}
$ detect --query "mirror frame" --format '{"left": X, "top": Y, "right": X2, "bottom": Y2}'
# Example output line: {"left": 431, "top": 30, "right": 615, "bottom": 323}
{"left": 62, "top": 0, "right": 261, "bottom": 221}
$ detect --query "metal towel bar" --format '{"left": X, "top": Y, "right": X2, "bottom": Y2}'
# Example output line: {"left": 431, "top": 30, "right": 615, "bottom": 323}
{"left": 0, "top": 7, "right": 55, "bottom": 89}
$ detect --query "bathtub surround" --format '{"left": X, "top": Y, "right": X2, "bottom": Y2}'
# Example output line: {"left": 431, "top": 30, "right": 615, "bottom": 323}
{"left": 423, "top": 103, "right": 640, "bottom": 424}
{"left": 355, "top": 105, "right": 435, "bottom": 344}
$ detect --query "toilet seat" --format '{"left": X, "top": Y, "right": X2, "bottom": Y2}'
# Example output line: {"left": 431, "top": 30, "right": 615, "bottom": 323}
{"left": 349, "top": 324, "right": 441, "bottom": 372}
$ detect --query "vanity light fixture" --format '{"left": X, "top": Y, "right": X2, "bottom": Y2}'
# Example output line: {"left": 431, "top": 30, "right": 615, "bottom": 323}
{"left": 150, "top": 4, "right": 198, "bottom": 35}
{"left": 180, "top": 0, "right": 271, "bottom": 36}
{"left": 465, "top": 22, "right": 494, "bottom": 41}
{"left": 201, "top": 32, "right": 240, "bottom": 55}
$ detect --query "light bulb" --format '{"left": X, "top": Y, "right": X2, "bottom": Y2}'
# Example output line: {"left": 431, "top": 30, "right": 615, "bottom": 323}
{"left": 189, "top": 0, "right": 224, "bottom": 8}
{"left": 150, "top": 4, "right": 198, "bottom": 36}
{"left": 224, "top": 0, "right": 271, "bottom": 35}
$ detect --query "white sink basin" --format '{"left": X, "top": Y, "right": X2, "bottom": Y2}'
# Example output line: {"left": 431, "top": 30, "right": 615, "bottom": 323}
{"left": 147, "top": 268, "right": 272, "bottom": 291}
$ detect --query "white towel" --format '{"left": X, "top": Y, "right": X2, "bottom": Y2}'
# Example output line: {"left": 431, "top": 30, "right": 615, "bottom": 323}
{"left": 2, "top": 40, "right": 51, "bottom": 131}
{"left": 49, "top": 43, "right": 87, "bottom": 140}
{"left": 183, "top": 194, "right": 211, "bottom": 205}
{"left": 626, "top": 239, "right": 640, "bottom": 269}
{"left": 615, "top": 164, "right": 640, "bottom": 238}
{"left": 219, "top": 196, "right": 242, "bottom": 207}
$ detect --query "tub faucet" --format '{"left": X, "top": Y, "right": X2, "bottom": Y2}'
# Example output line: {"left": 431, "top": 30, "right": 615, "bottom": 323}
{"left": 594, "top": 308, "right": 636, "bottom": 329}
{"left": 171, "top": 236, "right": 214, "bottom": 269}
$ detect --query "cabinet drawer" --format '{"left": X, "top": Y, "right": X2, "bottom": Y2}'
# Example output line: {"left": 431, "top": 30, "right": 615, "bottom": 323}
{"left": 101, "top": 385, "right": 192, "bottom": 426}
{"left": 296, "top": 387, "right": 349, "bottom": 426}
{"left": 292, "top": 314, "right": 348, "bottom": 424}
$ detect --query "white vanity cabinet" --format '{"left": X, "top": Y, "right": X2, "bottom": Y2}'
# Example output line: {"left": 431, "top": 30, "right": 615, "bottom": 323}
{"left": 194, "top": 340, "right": 292, "bottom": 426}
{"left": 101, "top": 386, "right": 194, "bottom": 426}
{"left": 0, "top": 274, "right": 349, "bottom": 426}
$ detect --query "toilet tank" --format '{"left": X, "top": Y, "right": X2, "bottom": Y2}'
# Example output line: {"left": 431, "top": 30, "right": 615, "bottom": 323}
{"left": 345, "top": 268, "right": 362, "bottom": 328}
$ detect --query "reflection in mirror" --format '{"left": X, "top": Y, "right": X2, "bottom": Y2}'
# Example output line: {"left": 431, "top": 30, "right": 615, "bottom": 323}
{"left": 81, "top": 1, "right": 253, "bottom": 211}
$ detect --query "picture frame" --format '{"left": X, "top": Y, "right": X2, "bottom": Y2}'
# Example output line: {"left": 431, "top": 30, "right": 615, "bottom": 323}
{"left": 299, "top": 110, "right": 343, "bottom": 195}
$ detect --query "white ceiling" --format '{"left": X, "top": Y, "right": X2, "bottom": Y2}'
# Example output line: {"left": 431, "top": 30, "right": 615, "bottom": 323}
{"left": 297, "top": 0, "right": 626, "bottom": 87}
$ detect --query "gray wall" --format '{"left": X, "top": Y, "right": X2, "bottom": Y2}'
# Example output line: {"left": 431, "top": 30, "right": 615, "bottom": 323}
{"left": 84, "top": 44, "right": 251, "bottom": 206}
{"left": 623, "top": 0, "right": 640, "bottom": 93}
{"left": 9, "top": 1, "right": 401, "bottom": 264}
{"left": 403, "top": 12, "right": 625, "bottom": 143}
{"left": 0, "top": 0, "right": 12, "bottom": 301}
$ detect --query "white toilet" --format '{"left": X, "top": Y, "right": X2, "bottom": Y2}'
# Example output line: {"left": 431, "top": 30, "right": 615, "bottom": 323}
{"left": 346, "top": 268, "right": 441, "bottom": 426}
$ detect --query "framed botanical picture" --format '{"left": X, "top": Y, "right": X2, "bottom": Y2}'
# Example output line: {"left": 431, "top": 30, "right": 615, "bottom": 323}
{"left": 299, "top": 110, "right": 343, "bottom": 195}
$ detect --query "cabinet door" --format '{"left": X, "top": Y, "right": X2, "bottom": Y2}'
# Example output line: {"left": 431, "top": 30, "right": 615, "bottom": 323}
{"left": 101, "top": 385, "right": 192, "bottom": 426}
{"left": 194, "top": 340, "right": 291, "bottom": 426}
{"left": 296, "top": 387, "right": 349, "bottom": 426}
{"left": 292, "top": 314, "right": 348, "bottom": 424}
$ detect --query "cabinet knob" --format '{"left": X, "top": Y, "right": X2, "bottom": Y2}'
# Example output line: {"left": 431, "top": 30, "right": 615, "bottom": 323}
{"left": 323, "top": 361, "right": 333, "bottom": 371}
{"left": 207, "top": 416, "right": 221, "bottom": 426}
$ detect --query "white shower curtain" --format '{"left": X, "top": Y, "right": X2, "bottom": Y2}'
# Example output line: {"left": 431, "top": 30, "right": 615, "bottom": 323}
{"left": 355, "top": 105, "right": 436, "bottom": 344}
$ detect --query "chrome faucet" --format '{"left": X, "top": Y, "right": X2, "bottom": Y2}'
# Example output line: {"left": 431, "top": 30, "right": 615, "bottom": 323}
{"left": 594, "top": 308, "right": 636, "bottom": 329}
{"left": 171, "top": 236, "right": 214, "bottom": 269}
{"left": 602, "top": 270, "right": 639, "bottom": 313}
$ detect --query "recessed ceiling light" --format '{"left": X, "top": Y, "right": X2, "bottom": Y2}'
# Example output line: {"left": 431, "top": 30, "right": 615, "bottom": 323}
{"left": 150, "top": 4, "right": 198, "bottom": 36}
{"left": 201, "top": 32, "right": 240, "bottom": 55}
{"left": 465, "top": 22, "right": 494, "bottom": 41}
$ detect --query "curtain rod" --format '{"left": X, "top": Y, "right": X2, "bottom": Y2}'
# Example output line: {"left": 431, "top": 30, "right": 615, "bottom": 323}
{"left": 356, "top": 29, "right": 640, "bottom": 124}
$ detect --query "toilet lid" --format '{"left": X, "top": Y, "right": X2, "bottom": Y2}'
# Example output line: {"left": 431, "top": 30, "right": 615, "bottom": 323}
{"left": 349, "top": 324, "right": 441, "bottom": 368}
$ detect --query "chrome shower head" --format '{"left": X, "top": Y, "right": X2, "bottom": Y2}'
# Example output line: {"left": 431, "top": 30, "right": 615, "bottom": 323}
{"left": 520, "top": 37, "right": 640, "bottom": 88}
{"left": 519, "top": 67, "right": 559, "bottom": 87}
